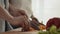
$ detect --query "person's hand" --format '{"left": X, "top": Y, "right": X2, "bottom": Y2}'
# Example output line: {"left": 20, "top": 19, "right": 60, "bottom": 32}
{"left": 9, "top": 16, "right": 28, "bottom": 26}
{"left": 9, "top": 16, "right": 30, "bottom": 31}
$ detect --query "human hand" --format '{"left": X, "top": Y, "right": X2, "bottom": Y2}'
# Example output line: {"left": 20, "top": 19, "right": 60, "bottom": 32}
{"left": 9, "top": 16, "right": 30, "bottom": 31}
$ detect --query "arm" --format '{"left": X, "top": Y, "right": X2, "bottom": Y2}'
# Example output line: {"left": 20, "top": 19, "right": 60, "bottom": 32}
{"left": 0, "top": 6, "right": 13, "bottom": 22}
{"left": 0, "top": 5, "right": 29, "bottom": 27}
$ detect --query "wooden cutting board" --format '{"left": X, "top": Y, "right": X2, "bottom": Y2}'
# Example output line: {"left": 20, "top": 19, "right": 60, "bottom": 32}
{"left": 0, "top": 28, "right": 38, "bottom": 34}
{"left": 0, "top": 31, "right": 38, "bottom": 34}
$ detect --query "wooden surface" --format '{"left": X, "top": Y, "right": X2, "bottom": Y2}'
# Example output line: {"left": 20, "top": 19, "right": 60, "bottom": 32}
{"left": 0, "top": 28, "right": 38, "bottom": 34}
{"left": 0, "top": 31, "right": 38, "bottom": 34}
{"left": 1, "top": 24, "right": 46, "bottom": 34}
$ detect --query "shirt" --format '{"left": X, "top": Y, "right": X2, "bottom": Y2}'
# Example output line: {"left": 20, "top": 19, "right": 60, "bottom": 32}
{"left": 0, "top": 0, "right": 13, "bottom": 32}
{"left": 0, "top": 0, "right": 5, "bottom": 32}
{"left": 10, "top": 0, "right": 33, "bottom": 18}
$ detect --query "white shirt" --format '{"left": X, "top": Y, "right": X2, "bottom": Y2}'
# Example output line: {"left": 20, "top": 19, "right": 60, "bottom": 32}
{"left": 10, "top": 0, "right": 33, "bottom": 18}
{"left": 0, "top": 0, "right": 13, "bottom": 32}
{"left": 0, "top": 0, "right": 5, "bottom": 32}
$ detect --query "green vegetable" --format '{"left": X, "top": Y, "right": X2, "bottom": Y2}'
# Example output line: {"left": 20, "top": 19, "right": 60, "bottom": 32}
{"left": 38, "top": 25, "right": 60, "bottom": 34}
{"left": 38, "top": 31, "right": 49, "bottom": 34}
{"left": 49, "top": 25, "right": 57, "bottom": 32}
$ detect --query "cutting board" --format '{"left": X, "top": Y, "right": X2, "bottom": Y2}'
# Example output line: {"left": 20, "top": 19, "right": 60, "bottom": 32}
{"left": 0, "top": 28, "right": 39, "bottom": 34}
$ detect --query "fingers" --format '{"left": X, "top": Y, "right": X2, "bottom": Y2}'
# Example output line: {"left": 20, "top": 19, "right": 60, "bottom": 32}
{"left": 19, "top": 16, "right": 30, "bottom": 31}
{"left": 14, "top": 16, "right": 29, "bottom": 26}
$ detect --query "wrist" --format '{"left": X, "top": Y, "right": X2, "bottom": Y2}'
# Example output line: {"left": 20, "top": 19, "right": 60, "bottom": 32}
{"left": 7, "top": 16, "right": 14, "bottom": 23}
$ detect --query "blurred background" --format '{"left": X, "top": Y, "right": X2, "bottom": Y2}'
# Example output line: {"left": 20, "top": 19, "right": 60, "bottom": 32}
{"left": 32, "top": 0, "right": 60, "bottom": 25}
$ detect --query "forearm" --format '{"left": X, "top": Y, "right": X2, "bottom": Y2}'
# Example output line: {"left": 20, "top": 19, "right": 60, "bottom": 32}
{"left": 0, "top": 6, "right": 13, "bottom": 22}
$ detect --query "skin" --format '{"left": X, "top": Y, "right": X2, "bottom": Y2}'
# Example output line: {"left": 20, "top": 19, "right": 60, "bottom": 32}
{"left": 0, "top": 5, "right": 13, "bottom": 22}
{"left": 0, "top": 3, "right": 30, "bottom": 32}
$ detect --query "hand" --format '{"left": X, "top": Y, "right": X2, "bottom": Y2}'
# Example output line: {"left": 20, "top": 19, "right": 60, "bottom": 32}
{"left": 9, "top": 16, "right": 30, "bottom": 31}
{"left": 9, "top": 16, "right": 28, "bottom": 26}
